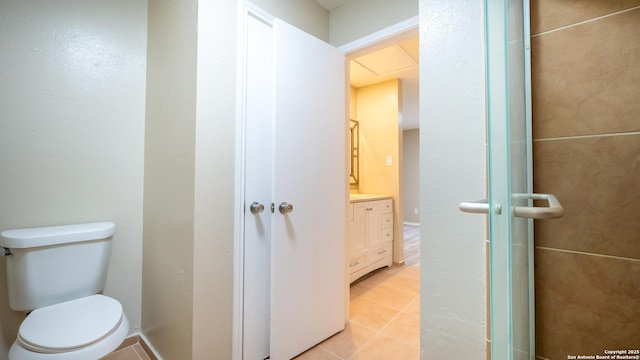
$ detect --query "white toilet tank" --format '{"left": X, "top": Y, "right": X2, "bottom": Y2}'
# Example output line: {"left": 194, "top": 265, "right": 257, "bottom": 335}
{"left": 0, "top": 222, "right": 115, "bottom": 312}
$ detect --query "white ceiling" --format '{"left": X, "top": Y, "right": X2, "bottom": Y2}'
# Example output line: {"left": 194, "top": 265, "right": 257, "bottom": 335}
{"left": 314, "top": 0, "right": 420, "bottom": 129}
{"left": 349, "top": 36, "right": 418, "bottom": 88}
{"left": 349, "top": 35, "right": 419, "bottom": 130}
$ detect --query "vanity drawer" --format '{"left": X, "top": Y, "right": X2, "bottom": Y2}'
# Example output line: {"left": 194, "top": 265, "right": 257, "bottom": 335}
{"left": 369, "top": 242, "right": 392, "bottom": 263}
{"left": 381, "top": 212, "right": 393, "bottom": 229}
{"left": 349, "top": 254, "right": 367, "bottom": 273}
{"left": 379, "top": 199, "right": 393, "bottom": 214}
{"left": 381, "top": 227, "right": 393, "bottom": 243}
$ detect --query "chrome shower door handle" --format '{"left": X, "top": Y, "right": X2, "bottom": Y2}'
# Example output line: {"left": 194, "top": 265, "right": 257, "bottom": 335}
{"left": 459, "top": 194, "right": 564, "bottom": 219}
{"left": 512, "top": 193, "right": 564, "bottom": 219}
{"left": 458, "top": 199, "right": 490, "bottom": 214}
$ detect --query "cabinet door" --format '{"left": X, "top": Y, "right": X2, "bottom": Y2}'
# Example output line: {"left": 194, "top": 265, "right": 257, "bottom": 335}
{"left": 351, "top": 202, "right": 369, "bottom": 257}
{"left": 366, "top": 202, "right": 382, "bottom": 248}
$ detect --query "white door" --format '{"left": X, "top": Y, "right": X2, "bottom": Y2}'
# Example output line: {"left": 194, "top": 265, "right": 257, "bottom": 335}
{"left": 270, "top": 19, "right": 346, "bottom": 360}
{"left": 243, "top": 13, "right": 274, "bottom": 360}
{"left": 242, "top": 13, "right": 346, "bottom": 360}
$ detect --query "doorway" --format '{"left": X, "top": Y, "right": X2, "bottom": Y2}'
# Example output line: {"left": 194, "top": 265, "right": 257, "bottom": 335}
{"left": 237, "top": 8, "right": 422, "bottom": 358}
{"left": 344, "top": 21, "right": 420, "bottom": 269}
{"left": 299, "top": 22, "right": 422, "bottom": 359}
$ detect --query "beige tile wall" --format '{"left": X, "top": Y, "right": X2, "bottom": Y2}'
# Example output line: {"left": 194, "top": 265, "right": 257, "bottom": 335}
{"left": 530, "top": 1, "right": 640, "bottom": 359}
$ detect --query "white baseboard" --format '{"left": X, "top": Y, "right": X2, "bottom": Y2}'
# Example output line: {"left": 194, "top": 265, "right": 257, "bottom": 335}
{"left": 137, "top": 332, "right": 163, "bottom": 360}
{"left": 403, "top": 222, "right": 420, "bottom": 226}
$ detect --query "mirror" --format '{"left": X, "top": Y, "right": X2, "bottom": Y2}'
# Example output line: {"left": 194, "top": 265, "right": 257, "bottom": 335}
{"left": 350, "top": 119, "right": 359, "bottom": 185}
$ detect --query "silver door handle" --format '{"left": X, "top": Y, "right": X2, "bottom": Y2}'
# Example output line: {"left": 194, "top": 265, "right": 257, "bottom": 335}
{"left": 513, "top": 193, "right": 564, "bottom": 219}
{"left": 458, "top": 199, "right": 489, "bottom": 214}
{"left": 249, "top": 202, "right": 265, "bottom": 214}
{"left": 459, "top": 193, "right": 564, "bottom": 219}
{"left": 278, "top": 202, "right": 293, "bottom": 214}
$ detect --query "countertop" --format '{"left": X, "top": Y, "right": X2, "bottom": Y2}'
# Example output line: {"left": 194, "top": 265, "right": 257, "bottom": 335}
{"left": 349, "top": 194, "right": 393, "bottom": 203}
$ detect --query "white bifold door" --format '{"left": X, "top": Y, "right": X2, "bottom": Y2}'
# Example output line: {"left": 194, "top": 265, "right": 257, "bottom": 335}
{"left": 242, "top": 11, "right": 346, "bottom": 360}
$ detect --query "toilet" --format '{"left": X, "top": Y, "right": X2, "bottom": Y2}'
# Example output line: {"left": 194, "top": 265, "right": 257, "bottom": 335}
{"left": 0, "top": 222, "right": 129, "bottom": 360}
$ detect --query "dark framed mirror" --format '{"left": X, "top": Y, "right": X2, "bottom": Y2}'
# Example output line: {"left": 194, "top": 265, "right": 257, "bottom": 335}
{"left": 350, "top": 119, "right": 359, "bottom": 185}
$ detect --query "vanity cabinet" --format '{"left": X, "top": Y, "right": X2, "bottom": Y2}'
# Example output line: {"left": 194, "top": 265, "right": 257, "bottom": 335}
{"left": 348, "top": 197, "right": 393, "bottom": 283}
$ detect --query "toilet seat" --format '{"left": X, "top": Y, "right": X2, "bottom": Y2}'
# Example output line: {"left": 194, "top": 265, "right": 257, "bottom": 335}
{"left": 17, "top": 295, "right": 123, "bottom": 353}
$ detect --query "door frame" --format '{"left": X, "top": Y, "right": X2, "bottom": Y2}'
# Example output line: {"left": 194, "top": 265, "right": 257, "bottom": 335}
{"left": 232, "top": 3, "right": 348, "bottom": 359}
{"left": 232, "top": 8, "right": 419, "bottom": 358}
{"left": 339, "top": 16, "right": 419, "bottom": 54}
{"left": 341, "top": 16, "right": 419, "bottom": 268}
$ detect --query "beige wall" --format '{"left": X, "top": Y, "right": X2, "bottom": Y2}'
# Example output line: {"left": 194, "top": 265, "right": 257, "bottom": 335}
{"left": 350, "top": 85, "right": 358, "bottom": 120}
{"left": 191, "top": 0, "right": 242, "bottom": 357}
{"left": 252, "top": 0, "right": 329, "bottom": 42}
{"left": 329, "top": 0, "right": 417, "bottom": 47}
{"left": 356, "top": 79, "right": 404, "bottom": 263}
{"left": 402, "top": 129, "right": 420, "bottom": 224}
{"left": 0, "top": 0, "right": 417, "bottom": 358}
{"left": 0, "top": 0, "right": 147, "bottom": 358}
{"left": 530, "top": 2, "right": 640, "bottom": 359}
{"left": 143, "top": 0, "right": 197, "bottom": 358}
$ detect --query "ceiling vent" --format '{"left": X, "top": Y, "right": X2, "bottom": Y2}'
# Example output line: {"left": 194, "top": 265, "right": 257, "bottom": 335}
{"left": 352, "top": 45, "right": 417, "bottom": 77}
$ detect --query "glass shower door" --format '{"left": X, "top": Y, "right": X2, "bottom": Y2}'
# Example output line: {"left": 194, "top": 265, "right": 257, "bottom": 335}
{"left": 485, "top": 0, "right": 533, "bottom": 358}
{"left": 458, "top": 0, "right": 565, "bottom": 357}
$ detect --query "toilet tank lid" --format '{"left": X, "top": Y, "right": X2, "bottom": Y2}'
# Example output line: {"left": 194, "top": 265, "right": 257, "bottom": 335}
{"left": 0, "top": 222, "right": 115, "bottom": 249}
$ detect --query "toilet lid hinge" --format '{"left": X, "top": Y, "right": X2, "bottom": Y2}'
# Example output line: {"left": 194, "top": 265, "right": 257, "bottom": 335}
{"left": 1, "top": 247, "right": 12, "bottom": 257}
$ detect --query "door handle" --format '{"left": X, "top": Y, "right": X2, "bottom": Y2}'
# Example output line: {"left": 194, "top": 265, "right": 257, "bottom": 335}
{"left": 458, "top": 199, "right": 490, "bottom": 214}
{"left": 512, "top": 193, "right": 564, "bottom": 219}
{"left": 278, "top": 202, "right": 293, "bottom": 214}
{"left": 459, "top": 193, "right": 564, "bottom": 219}
{"left": 249, "top": 202, "right": 265, "bottom": 214}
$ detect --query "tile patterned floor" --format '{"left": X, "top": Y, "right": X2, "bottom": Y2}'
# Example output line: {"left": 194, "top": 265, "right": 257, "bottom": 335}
{"left": 104, "top": 265, "right": 420, "bottom": 360}
{"left": 101, "top": 336, "right": 155, "bottom": 360}
{"left": 104, "top": 225, "right": 421, "bottom": 360}
{"left": 294, "top": 264, "right": 421, "bottom": 360}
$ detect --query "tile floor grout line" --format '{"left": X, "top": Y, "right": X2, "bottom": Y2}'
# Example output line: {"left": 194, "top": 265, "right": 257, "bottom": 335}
{"left": 374, "top": 284, "right": 420, "bottom": 345}
{"left": 347, "top": 269, "right": 420, "bottom": 359}
{"left": 133, "top": 345, "right": 146, "bottom": 360}
{"left": 317, "top": 344, "right": 346, "bottom": 360}
{"left": 330, "top": 226, "right": 421, "bottom": 360}
{"left": 357, "top": 287, "right": 419, "bottom": 309}
{"left": 346, "top": 272, "right": 400, "bottom": 360}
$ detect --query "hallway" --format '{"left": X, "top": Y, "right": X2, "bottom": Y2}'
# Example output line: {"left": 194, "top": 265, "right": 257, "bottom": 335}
{"left": 295, "top": 224, "right": 421, "bottom": 359}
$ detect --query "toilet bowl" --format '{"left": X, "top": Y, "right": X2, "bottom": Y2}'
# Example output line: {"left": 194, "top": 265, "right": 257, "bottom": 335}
{"left": 0, "top": 222, "right": 130, "bottom": 360}
{"left": 8, "top": 295, "right": 129, "bottom": 360}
